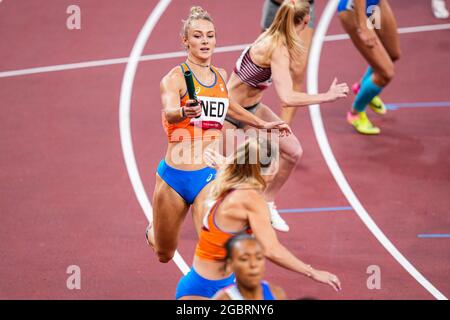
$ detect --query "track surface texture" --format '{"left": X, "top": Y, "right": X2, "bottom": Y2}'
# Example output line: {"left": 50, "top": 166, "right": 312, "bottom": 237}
{"left": 0, "top": 0, "right": 449, "bottom": 299}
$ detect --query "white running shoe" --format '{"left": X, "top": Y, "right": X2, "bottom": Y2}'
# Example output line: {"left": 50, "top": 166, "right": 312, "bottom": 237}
{"left": 432, "top": 0, "right": 450, "bottom": 19}
{"left": 267, "top": 202, "right": 289, "bottom": 232}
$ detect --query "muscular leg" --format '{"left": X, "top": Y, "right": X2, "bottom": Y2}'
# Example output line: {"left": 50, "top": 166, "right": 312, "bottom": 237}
{"left": 280, "top": 26, "right": 314, "bottom": 125}
{"left": 151, "top": 174, "right": 189, "bottom": 263}
{"left": 339, "top": 9, "right": 396, "bottom": 128}
{"left": 339, "top": 10, "right": 394, "bottom": 88}
{"left": 246, "top": 103, "right": 303, "bottom": 202}
{"left": 375, "top": 0, "right": 401, "bottom": 62}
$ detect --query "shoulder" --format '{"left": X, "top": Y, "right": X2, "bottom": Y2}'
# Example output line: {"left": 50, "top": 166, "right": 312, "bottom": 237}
{"left": 271, "top": 43, "right": 290, "bottom": 60}
{"left": 215, "top": 67, "right": 228, "bottom": 82}
{"left": 160, "top": 65, "right": 185, "bottom": 88}
{"left": 228, "top": 189, "right": 266, "bottom": 211}
{"left": 266, "top": 282, "right": 287, "bottom": 300}
{"left": 229, "top": 188, "right": 263, "bottom": 203}
{"left": 255, "top": 33, "right": 288, "bottom": 60}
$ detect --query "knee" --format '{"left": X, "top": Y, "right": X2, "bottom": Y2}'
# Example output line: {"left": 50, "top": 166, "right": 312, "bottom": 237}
{"left": 156, "top": 250, "right": 174, "bottom": 263}
{"left": 384, "top": 66, "right": 395, "bottom": 84}
{"left": 376, "top": 65, "right": 395, "bottom": 86}
{"left": 281, "top": 137, "right": 303, "bottom": 165}
{"left": 390, "top": 48, "right": 401, "bottom": 62}
{"left": 294, "top": 144, "right": 304, "bottom": 163}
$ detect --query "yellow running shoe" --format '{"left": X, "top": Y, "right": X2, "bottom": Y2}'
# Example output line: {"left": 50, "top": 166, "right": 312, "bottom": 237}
{"left": 352, "top": 82, "right": 387, "bottom": 115}
{"left": 369, "top": 95, "right": 387, "bottom": 115}
{"left": 347, "top": 111, "right": 380, "bottom": 135}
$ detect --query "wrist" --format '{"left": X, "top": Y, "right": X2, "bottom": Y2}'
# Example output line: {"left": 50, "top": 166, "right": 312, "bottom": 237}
{"left": 179, "top": 106, "right": 186, "bottom": 119}
{"left": 305, "top": 265, "right": 314, "bottom": 278}
{"left": 255, "top": 118, "right": 265, "bottom": 129}
{"left": 321, "top": 92, "right": 332, "bottom": 103}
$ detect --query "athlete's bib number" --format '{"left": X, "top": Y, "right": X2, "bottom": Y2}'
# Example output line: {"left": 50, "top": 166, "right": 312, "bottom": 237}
{"left": 189, "top": 96, "right": 229, "bottom": 130}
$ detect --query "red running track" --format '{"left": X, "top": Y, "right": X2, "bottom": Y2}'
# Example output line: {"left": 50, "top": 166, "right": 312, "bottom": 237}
{"left": 0, "top": 0, "right": 449, "bottom": 299}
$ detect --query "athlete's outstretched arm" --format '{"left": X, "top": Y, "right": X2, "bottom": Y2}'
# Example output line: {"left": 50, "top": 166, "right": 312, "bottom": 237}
{"left": 227, "top": 100, "right": 291, "bottom": 135}
{"left": 244, "top": 192, "right": 342, "bottom": 292}
{"left": 216, "top": 68, "right": 291, "bottom": 135}
{"left": 217, "top": 67, "right": 263, "bottom": 128}
{"left": 227, "top": 100, "right": 265, "bottom": 128}
{"left": 160, "top": 71, "right": 201, "bottom": 123}
{"left": 271, "top": 45, "right": 349, "bottom": 107}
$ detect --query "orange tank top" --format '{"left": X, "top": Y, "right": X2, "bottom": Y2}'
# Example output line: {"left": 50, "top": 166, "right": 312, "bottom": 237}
{"left": 162, "top": 63, "right": 229, "bottom": 142}
{"left": 195, "top": 190, "right": 252, "bottom": 261}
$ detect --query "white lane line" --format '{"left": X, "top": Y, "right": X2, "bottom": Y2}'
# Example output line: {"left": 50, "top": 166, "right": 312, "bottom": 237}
{"left": 396, "top": 23, "right": 450, "bottom": 34}
{"left": 306, "top": 0, "right": 447, "bottom": 300}
{"left": 1, "top": 23, "right": 449, "bottom": 78}
{"left": 119, "top": 0, "right": 190, "bottom": 275}
{"left": 0, "top": 44, "right": 249, "bottom": 78}
{"left": 0, "top": 57, "right": 130, "bottom": 78}
{"left": 323, "top": 22, "right": 450, "bottom": 41}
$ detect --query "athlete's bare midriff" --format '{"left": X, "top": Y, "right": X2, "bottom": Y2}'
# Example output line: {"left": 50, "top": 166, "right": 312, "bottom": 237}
{"left": 227, "top": 72, "right": 264, "bottom": 108}
{"left": 193, "top": 256, "right": 229, "bottom": 280}
{"left": 165, "top": 138, "right": 219, "bottom": 170}
{"left": 228, "top": 35, "right": 273, "bottom": 108}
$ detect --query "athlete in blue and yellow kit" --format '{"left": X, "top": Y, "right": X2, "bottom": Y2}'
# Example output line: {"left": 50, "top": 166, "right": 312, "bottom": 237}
{"left": 338, "top": 0, "right": 401, "bottom": 134}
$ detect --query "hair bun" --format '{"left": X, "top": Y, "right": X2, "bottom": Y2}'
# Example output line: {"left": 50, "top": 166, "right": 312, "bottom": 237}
{"left": 181, "top": 6, "right": 214, "bottom": 37}
{"left": 190, "top": 6, "right": 207, "bottom": 18}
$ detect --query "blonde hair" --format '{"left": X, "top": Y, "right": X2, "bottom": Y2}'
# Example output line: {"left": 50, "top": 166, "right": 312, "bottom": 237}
{"left": 181, "top": 6, "right": 214, "bottom": 38}
{"left": 211, "top": 137, "right": 277, "bottom": 200}
{"left": 264, "top": 0, "right": 310, "bottom": 59}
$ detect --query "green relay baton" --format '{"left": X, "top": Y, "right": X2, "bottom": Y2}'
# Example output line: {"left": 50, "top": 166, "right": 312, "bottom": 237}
{"left": 184, "top": 70, "right": 199, "bottom": 106}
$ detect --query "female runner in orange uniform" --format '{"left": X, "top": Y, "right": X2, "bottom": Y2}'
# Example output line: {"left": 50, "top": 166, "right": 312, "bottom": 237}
{"left": 147, "top": 6, "right": 291, "bottom": 264}
{"left": 175, "top": 138, "right": 341, "bottom": 299}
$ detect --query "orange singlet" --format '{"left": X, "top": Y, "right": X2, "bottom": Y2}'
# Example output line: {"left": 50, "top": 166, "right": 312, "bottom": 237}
{"left": 195, "top": 190, "right": 252, "bottom": 261}
{"left": 162, "top": 63, "right": 229, "bottom": 143}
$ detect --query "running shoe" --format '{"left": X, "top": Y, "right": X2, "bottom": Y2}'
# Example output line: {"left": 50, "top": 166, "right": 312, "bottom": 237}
{"left": 352, "top": 82, "right": 387, "bottom": 115}
{"left": 432, "top": 0, "right": 450, "bottom": 19}
{"left": 267, "top": 202, "right": 289, "bottom": 232}
{"left": 368, "top": 95, "right": 387, "bottom": 115}
{"left": 347, "top": 111, "right": 381, "bottom": 135}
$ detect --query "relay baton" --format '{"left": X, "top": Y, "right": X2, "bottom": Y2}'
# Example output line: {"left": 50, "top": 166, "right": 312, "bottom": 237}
{"left": 184, "top": 70, "right": 199, "bottom": 106}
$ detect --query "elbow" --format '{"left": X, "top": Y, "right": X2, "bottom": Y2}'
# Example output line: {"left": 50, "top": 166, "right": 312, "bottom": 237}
{"left": 264, "top": 245, "right": 282, "bottom": 261}
{"left": 164, "top": 112, "right": 176, "bottom": 124}
{"left": 264, "top": 251, "right": 276, "bottom": 261}
{"left": 279, "top": 94, "right": 295, "bottom": 107}
{"left": 166, "top": 117, "right": 176, "bottom": 124}
{"left": 279, "top": 96, "right": 291, "bottom": 106}
{"left": 226, "top": 107, "right": 236, "bottom": 118}
{"left": 264, "top": 251, "right": 281, "bottom": 263}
